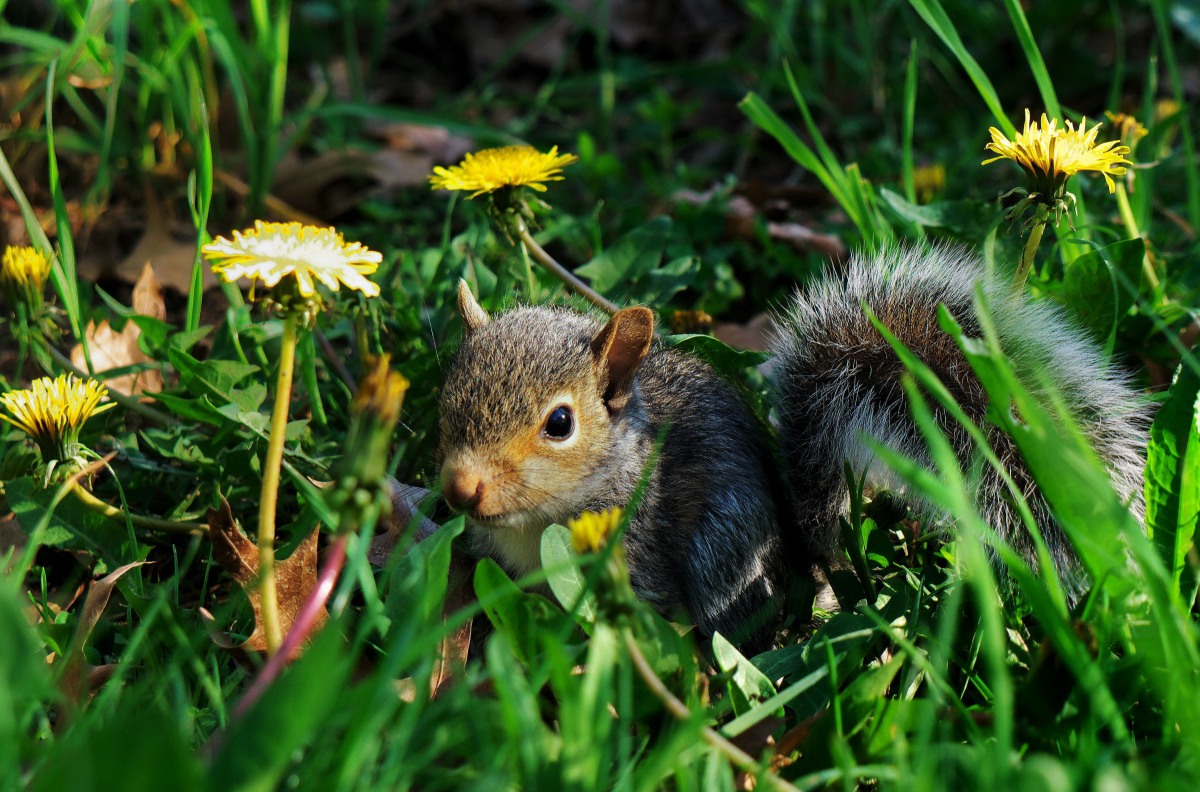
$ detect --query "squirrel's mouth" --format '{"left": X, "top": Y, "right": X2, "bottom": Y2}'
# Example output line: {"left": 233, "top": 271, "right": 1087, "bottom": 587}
{"left": 467, "top": 508, "right": 549, "bottom": 533}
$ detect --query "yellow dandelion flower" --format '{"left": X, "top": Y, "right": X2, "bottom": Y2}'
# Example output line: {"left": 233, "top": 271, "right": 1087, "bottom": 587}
{"left": 567, "top": 507, "right": 623, "bottom": 554}
{"left": 429, "top": 146, "right": 579, "bottom": 198}
{"left": 912, "top": 163, "right": 946, "bottom": 203}
{"left": 1105, "top": 111, "right": 1148, "bottom": 154}
{"left": 1, "top": 245, "right": 51, "bottom": 291}
{"left": 1, "top": 245, "right": 51, "bottom": 310}
{"left": 202, "top": 221, "right": 382, "bottom": 298}
{"left": 1, "top": 374, "right": 115, "bottom": 469}
{"left": 983, "top": 109, "right": 1131, "bottom": 196}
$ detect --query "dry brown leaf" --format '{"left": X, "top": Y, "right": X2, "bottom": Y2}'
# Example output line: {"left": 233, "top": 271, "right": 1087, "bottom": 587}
{"left": 0, "top": 511, "right": 25, "bottom": 570}
{"left": 430, "top": 551, "right": 476, "bottom": 698}
{"left": 368, "top": 123, "right": 473, "bottom": 163}
{"left": 70, "top": 262, "right": 165, "bottom": 397}
{"left": 369, "top": 480, "right": 438, "bottom": 566}
{"left": 712, "top": 313, "right": 775, "bottom": 354}
{"left": 103, "top": 189, "right": 214, "bottom": 291}
{"left": 273, "top": 148, "right": 437, "bottom": 220}
{"left": 206, "top": 498, "right": 324, "bottom": 658}
{"left": 765, "top": 221, "right": 847, "bottom": 259}
{"left": 58, "top": 561, "right": 148, "bottom": 721}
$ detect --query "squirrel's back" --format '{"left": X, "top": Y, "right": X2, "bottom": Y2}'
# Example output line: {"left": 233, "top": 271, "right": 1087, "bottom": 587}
{"left": 771, "top": 244, "right": 1149, "bottom": 592}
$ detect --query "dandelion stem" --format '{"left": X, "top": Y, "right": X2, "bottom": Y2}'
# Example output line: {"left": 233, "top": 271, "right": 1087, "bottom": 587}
{"left": 71, "top": 483, "right": 209, "bottom": 535}
{"left": 515, "top": 223, "right": 618, "bottom": 314}
{"left": 259, "top": 313, "right": 300, "bottom": 656}
{"left": 621, "top": 629, "right": 799, "bottom": 791}
{"left": 1013, "top": 219, "right": 1046, "bottom": 288}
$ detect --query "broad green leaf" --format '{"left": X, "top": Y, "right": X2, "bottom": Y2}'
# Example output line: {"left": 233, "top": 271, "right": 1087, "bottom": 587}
{"left": 879, "top": 188, "right": 999, "bottom": 239}
{"left": 6, "top": 476, "right": 140, "bottom": 570}
{"left": 712, "top": 631, "right": 778, "bottom": 717}
{"left": 474, "top": 558, "right": 560, "bottom": 664}
{"left": 667, "top": 333, "right": 768, "bottom": 372}
{"left": 541, "top": 523, "right": 597, "bottom": 628}
{"left": 575, "top": 216, "right": 671, "bottom": 295}
{"left": 386, "top": 516, "right": 465, "bottom": 630}
{"left": 1058, "top": 239, "right": 1144, "bottom": 349}
{"left": 1144, "top": 362, "right": 1200, "bottom": 601}
{"left": 641, "top": 255, "right": 699, "bottom": 305}
{"left": 151, "top": 391, "right": 230, "bottom": 426}
{"left": 208, "top": 626, "right": 351, "bottom": 792}
{"left": 167, "top": 348, "right": 259, "bottom": 403}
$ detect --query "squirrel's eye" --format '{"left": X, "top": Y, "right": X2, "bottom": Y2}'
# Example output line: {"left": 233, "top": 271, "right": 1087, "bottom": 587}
{"left": 543, "top": 406, "right": 574, "bottom": 439}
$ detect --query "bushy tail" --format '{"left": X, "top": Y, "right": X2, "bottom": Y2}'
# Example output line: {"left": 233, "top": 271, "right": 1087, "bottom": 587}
{"left": 770, "top": 244, "right": 1149, "bottom": 593}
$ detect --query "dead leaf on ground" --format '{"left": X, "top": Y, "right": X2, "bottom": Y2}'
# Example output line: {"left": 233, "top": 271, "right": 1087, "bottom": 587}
{"left": 83, "top": 186, "right": 215, "bottom": 292}
{"left": 70, "top": 262, "right": 165, "bottom": 397}
{"left": 430, "top": 551, "right": 476, "bottom": 698}
{"left": 712, "top": 313, "right": 775, "bottom": 354}
{"left": 0, "top": 511, "right": 25, "bottom": 569}
{"left": 57, "top": 561, "right": 148, "bottom": 723}
{"left": 205, "top": 498, "right": 324, "bottom": 661}
{"left": 366, "top": 123, "right": 473, "bottom": 164}
{"left": 369, "top": 479, "right": 438, "bottom": 565}
{"left": 272, "top": 147, "right": 440, "bottom": 220}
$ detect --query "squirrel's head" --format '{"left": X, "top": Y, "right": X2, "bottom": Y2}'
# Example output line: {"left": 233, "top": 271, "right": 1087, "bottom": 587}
{"left": 437, "top": 281, "right": 654, "bottom": 542}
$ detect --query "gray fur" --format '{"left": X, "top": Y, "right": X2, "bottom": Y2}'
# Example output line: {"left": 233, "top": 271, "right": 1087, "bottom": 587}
{"left": 439, "top": 305, "right": 787, "bottom": 649}
{"left": 770, "top": 243, "right": 1150, "bottom": 596}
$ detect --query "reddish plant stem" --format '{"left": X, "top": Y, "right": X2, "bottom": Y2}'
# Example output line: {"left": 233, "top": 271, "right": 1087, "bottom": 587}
{"left": 232, "top": 532, "right": 349, "bottom": 720}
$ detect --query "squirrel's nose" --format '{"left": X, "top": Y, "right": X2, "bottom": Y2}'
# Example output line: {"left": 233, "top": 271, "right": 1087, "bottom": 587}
{"left": 443, "top": 468, "right": 484, "bottom": 512}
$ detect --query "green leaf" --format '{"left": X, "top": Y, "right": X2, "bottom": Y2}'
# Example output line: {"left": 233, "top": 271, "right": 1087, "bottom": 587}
{"left": 641, "top": 255, "right": 700, "bottom": 305}
{"left": 31, "top": 688, "right": 204, "bottom": 792}
{"left": 207, "top": 625, "right": 351, "bottom": 792}
{"left": 150, "top": 392, "right": 231, "bottom": 426}
{"left": 167, "top": 348, "right": 259, "bottom": 404}
{"left": 1057, "top": 239, "right": 1144, "bottom": 349}
{"left": 541, "top": 523, "right": 597, "bottom": 628}
{"left": 0, "top": 576, "right": 51, "bottom": 788}
{"left": 667, "top": 334, "right": 768, "bottom": 372}
{"left": 575, "top": 216, "right": 672, "bottom": 295}
{"left": 474, "top": 558, "right": 561, "bottom": 664}
{"left": 6, "top": 476, "right": 139, "bottom": 570}
{"left": 906, "top": 0, "right": 1013, "bottom": 137}
{"left": 879, "top": 188, "right": 999, "bottom": 239}
{"left": 712, "top": 632, "right": 778, "bottom": 717}
{"left": 386, "top": 517, "right": 465, "bottom": 631}
{"left": 1144, "top": 362, "right": 1200, "bottom": 601}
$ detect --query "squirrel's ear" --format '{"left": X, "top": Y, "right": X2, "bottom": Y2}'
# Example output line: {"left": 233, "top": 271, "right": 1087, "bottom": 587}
{"left": 457, "top": 280, "right": 490, "bottom": 335}
{"left": 591, "top": 307, "right": 654, "bottom": 411}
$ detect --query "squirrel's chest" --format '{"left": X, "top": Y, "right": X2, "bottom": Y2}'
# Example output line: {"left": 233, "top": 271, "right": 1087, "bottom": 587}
{"left": 468, "top": 522, "right": 546, "bottom": 578}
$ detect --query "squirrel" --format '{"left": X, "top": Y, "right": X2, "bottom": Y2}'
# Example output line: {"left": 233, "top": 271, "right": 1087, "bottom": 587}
{"left": 437, "top": 281, "right": 789, "bottom": 648}
{"left": 437, "top": 244, "right": 1149, "bottom": 645}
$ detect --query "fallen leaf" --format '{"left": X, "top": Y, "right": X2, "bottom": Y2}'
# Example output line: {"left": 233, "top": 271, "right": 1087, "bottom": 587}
{"left": 206, "top": 498, "right": 324, "bottom": 658}
{"left": 765, "top": 220, "right": 847, "bottom": 259}
{"left": 430, "top": 551, "right": 476, "bottom": 698}
{"left": 712, "top": 313, "right": 775, "bottom": 354}
{"left": 70, "top": 262, "right": 165, "bottom": 397}
{"left": 58, "top": 561, "right": 148, "bottom": 723}
{"left": 103, "top": 187, "right": 214, "bottom": 292}
{"left": 272, "top": 147, "right": 437, "bottom": 220}
{"left": 369, "top": 479, "right": 438, "bottom": 565}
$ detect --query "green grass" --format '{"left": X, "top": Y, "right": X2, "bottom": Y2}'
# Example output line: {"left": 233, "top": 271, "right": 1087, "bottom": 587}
{"left": 1, "top": 1, "right": 1198, "bottom": 789}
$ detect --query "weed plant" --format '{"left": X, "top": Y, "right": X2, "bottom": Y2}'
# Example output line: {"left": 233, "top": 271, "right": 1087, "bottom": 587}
{"left": 0, "top": 1, "right": 1198, "bottom": 790}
